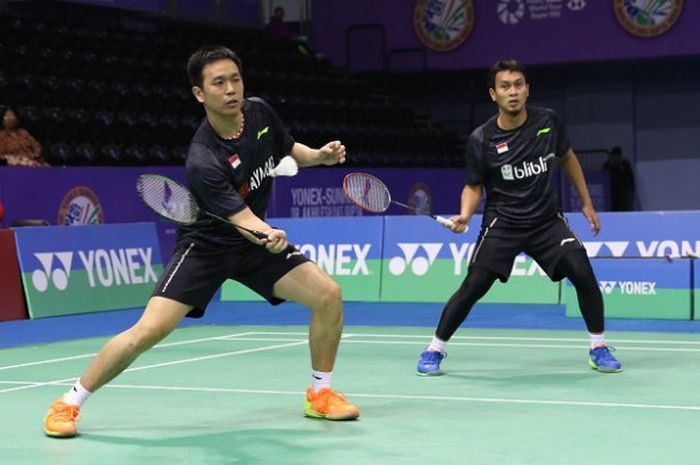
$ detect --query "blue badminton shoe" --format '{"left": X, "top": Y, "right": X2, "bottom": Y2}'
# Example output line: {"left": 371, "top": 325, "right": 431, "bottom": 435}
{"left": 417, "top": 350, "right": 446, "bottom": 376}
{"left": 589, "top": 346, "right": 622, "bottom": 373}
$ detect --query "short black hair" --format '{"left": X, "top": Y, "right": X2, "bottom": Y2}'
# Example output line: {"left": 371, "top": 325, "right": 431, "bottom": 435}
{"left": 186, "top": 45, "right": 243, "bottom": 88}
{"left": 611, "top": 146, "right": 622, "bottom": 156}
{"left": 487, "top": 59, "right": 527, "bottom": 89}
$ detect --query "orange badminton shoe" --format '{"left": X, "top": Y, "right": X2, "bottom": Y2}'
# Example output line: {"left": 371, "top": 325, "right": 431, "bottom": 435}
{"left": 44, "top": 398, "right": 80, "bottom": 438}
{"left": 304, "top": 387, "right": 359, "bottom": 421}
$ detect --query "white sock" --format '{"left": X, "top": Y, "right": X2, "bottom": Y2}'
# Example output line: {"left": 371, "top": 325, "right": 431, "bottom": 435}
{"left": 428, "top": 335, "right": 447, "bottom": 352}
{"left": 589, "top": 332, "right": 606, "bottom": 348}
{"left": 63, "top": 379, "right": 92, "bottom": 407}
{"left": 311, "top": 370, "right": 332, "bottom": 392}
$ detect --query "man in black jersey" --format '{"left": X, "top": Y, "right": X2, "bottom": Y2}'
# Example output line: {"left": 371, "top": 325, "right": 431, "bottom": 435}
{"left": 44, "top": 46, "right": 358, "bottom": 438}
{"left": 416, "top": 59, "right": 622, "bottom": 376}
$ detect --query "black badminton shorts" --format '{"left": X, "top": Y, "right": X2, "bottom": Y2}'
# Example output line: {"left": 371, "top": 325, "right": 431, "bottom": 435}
{"left": 151, "top": 240, "right": 310, "bottom": 318}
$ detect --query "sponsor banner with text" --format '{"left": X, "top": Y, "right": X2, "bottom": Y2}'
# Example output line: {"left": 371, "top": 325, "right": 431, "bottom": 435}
{"left": 565, "top": 258, "right": 691, "bottom": 319}
{"left": 221, "top": 217, "right": 384, "bottom": 302}
{"left": 380, "top": 215, "right": 560, "bottom": 303}
{"left": 14, "top": 223, "right": 163, "bottom": 318}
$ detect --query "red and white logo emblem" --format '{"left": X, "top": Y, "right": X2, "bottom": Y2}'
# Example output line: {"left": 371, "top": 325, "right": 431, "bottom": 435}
{"left": 229, "top": 154, "right": 241, "bottom": 169}
{"left": 496, "top": 142, "right": 509, "bottom": 154}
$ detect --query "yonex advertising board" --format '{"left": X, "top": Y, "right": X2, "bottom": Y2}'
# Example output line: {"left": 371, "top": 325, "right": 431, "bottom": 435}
{"left": 695, "top": 260, "right": 700, "bottom": 321}
{"left": 14, "top": 223, "right": 163, "bottom": 319}
{"left": 565, "top": 211, "right": 700, "bottom": 259}
{"left": 221, "top": 217, "right": 384, "bottom": 302}
{"left": 380, "top": 215, "right": 560, "bottom": 303}
{"left": 564, "top": 259, "right": 691, "bottom": 320}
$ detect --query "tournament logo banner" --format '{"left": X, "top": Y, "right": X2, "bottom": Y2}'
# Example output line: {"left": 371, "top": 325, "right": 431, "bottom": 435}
{"left": 14, "top": 223, "right": 163, "bottom": 318}
{"left": 614, "top": 0, "right": 683, "bottom": 37}
{"left": 381, "top": 215, "right": 560, "bottom": 303}
{"left": 414, "top": 0, "right": 475, "bottom": 52}
{"left": 221, "top": 217, "right": 384, "bottom": 302}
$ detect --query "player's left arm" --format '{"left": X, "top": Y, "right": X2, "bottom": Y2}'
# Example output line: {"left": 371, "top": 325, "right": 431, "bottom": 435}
{"left": 560, "top": 148, "right": 601, "bottom": 236}
{"left": 290, "top": 141, "right": 346, "bottom": 167}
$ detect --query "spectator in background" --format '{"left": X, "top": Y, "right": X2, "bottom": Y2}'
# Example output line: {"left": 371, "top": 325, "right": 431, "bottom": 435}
{"left": 266, "top": 6, "right": 314, "bottom": 57}
{"left": 266, "top": 6, "right": 297, "bottom": 42}
{"left": 0, "top": 105, "right": 49, "bottom": 167}
{"left": 602, "top": 146, "right": 634, "bottom": 211}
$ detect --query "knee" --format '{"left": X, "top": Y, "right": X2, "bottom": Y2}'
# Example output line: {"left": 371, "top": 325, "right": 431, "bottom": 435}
{"left": 321, "top": 279, "right": 342, "bottom": 307}
{"left": 127, "top": 322, "right": 171, "bottom": 351}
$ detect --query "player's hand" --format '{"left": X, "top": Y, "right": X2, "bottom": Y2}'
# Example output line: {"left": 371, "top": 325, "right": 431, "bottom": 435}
{"left": 447, "top": 215, "right": 470, "bottom": 234}
{"left": 264, "top": 228, "right": 288, "bottom": 254}
{"left": 582, "top": 204, "right": 601, "bottom": 236}
{"left": 318, "top": 140, "right": 346, "bottom": 166}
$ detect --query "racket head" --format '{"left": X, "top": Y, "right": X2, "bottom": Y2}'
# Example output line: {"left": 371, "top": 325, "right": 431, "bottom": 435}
{"left": 342, "top": 172, "right": 392, "bottom": 213}
{"left": 136, "top": 174, "right": 200, "bottom": 224}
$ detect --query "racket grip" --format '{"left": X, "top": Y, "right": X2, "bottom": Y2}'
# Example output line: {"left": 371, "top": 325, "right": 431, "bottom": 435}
{"left": 435, "top": 215, "right": 469, "bottom": 233}
{"left": 435, "top": 215, "right": 454, "bottom": 227}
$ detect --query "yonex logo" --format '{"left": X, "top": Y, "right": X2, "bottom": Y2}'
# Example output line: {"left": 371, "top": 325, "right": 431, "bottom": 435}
{"left": 297, "top": 243, "right": 370, "bottom": 276}
{"left": 32, "top": 252, "right": 73, "bottom": 292}
{"left": 257, "top": 126, "right": 270, "bottom": 140}
{"left": 388, "top": 243, "right": 443, "bottom": 276}
{"left": 599, "top": 281, "right": 616, "bottom": 295}
{"left": 30, "top": 248, "right": 158, "bottom": 292}
{"left": 598, "top": 280, "right": 657, "bottom": 296}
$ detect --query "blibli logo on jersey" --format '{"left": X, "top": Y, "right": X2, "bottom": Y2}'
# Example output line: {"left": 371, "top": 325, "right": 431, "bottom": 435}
{"left": 501, "top": 153, "right": 555, "bottom": 181}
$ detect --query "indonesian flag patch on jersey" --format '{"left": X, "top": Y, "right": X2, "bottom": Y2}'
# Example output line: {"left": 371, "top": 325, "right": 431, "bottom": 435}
{"left": 229, "top": 154, "right": 241, "bottom": 169}
{"left": 496, "top": 142, "right": 509, "bottom": 154}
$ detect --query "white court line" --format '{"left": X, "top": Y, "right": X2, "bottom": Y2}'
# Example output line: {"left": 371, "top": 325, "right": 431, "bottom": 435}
{"left": 0, "top": 340, "right": 307, "bottom": 394}
{"left": 188, "top": 336, "right": 700, "bottom": 353}
{"left": 32, "top": 382, "right": 700, "bottom": 412}
{"left": 0, "top": 332, "right": 256, "bottom": 372}
{"left": 271, "top": 331, "right": 700, "bottom": 345}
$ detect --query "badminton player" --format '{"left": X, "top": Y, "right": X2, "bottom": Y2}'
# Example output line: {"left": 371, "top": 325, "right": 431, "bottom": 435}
{"left": 44, "top": 45, "right": 358, "bottom": 437}
{"left": 416, "top": 59, "right": 622, "bottom": 376}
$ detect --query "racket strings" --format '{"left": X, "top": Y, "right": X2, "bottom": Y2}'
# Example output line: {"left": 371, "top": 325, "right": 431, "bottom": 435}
{"left": 137, "top": 175, "right": 200, "bottom": 223}
{"left": 344, "top": 174, "right": 391, "bottom": 213}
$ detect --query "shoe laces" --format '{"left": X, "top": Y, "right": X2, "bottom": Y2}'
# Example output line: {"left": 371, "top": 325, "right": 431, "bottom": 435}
{"left": 319, "top": 388, "right": 349, "bottom": 407}
{"left": 51, "top": 402, "right": 80, "bottom": 422}
{"left": 592, "top": 345, "right": 617, "bottom": 361}
{"left": 423, "top": 350, "right": 446, "bottom": 362}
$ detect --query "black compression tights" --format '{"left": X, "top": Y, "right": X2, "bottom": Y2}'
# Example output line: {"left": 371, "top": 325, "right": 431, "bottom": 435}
{"left": 435, "top": 268, "right": 499, "bottom": 341}
{"left": 555, "top": 249, "right": 604, "bottom": 333}
{"left": 435, "top": 249, "right": 604, "bottom": 342}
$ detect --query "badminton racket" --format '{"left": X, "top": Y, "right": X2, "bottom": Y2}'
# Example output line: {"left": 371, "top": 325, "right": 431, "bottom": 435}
{"left": 136, "top": 174, "right": 268, "bottom": 240}
{"left": 342, "top": 172, "right": 459, "bottom": 229}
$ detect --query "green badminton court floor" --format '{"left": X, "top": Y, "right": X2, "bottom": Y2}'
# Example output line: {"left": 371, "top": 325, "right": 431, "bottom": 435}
{"left": 1, "top": 325, "right": 699, "bottom": 465}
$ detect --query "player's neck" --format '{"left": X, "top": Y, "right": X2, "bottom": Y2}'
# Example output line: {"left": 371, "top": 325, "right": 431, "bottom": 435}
{"left": 207, "top": 111, "right": 245, "bottom": 140}
{"left": 497, "top": 107, "right": 527, "bottom": 130}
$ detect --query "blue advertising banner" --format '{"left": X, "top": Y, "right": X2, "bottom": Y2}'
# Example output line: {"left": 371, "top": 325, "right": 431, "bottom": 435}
{"left": 380, "top": 215, "right": 560, "bottom": 304}
{"left": 565, "top": 211, "right": 700, "bottom": 258}
{"left": 694, "top": 259, "right": 699, "bottom": 321}
{"left": 221, "top": 217, "right": 384, "bottom": 302}
{"left": 565, "top": 258, "right": 691, "bottom": 319}
{"left": 14, "top": 223, "right": 163, "bottom": 318}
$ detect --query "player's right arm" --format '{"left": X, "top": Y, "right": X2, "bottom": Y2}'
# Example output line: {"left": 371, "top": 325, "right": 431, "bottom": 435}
{"left": 227, "top": 207, "right": 288, "bottom": 253}
{"left": 448, "top": 128, "right": 485, "bottom": 233}
{"left": 448, "top": 184, "right": 481, "bottom": 233}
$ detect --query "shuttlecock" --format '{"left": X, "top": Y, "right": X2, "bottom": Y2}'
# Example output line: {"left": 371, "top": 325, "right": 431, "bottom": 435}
{"left": 270, "top": 156, "right": 299, "bottom": 177}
